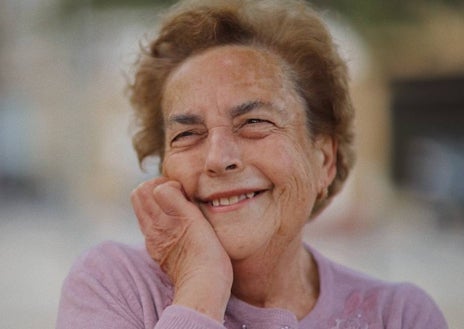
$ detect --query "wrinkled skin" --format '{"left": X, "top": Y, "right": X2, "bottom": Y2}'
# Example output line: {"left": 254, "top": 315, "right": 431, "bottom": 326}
{"left": 131, "top": 178, "right": 233, "bottom": 320}
{"left": 131, "top": 45, "right": 337, "bottom": 321}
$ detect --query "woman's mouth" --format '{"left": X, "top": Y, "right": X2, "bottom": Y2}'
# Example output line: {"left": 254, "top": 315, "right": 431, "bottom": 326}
{"left": 209, "top": 192, "right": 260, "bottom": 207}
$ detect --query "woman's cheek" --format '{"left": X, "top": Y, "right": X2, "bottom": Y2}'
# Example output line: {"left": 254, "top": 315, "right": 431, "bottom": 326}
{"left": 162, "top": 155, "right": 198, "bottom": 195}
{"left": 161, "top": 155, "right": 182, "bottom": 180}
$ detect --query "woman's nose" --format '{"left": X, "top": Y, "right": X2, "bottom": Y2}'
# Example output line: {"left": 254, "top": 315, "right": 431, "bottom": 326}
{"left": 204, "top": 128, "right": 243, "bottom": 176}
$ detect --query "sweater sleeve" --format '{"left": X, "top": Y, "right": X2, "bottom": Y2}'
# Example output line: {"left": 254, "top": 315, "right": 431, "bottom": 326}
{"left": 155, "top": 305, "right": 226, "bottom": 329}
{"left": 388, "top": 283, "right": 448, "bottom": 329}
{"left": 56, "top": 266, "right": 145, "bottom": 329}
{"left": 56, "top": 242, "right": 227, "bottom": 329}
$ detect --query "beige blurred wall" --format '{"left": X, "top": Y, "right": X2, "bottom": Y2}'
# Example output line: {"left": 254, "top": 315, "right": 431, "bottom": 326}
{"left": 323, "top": 5, "right": 464, "bottom": 228}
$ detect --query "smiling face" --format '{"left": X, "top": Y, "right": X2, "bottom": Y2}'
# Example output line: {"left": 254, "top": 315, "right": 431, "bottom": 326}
{"left": 161, "top": 45, "right": 335, "bottom": 261}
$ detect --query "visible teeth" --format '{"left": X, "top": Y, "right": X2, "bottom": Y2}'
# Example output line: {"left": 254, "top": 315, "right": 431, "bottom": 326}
{"left": 210, "top": 192, "right": 257, "bottom": 207}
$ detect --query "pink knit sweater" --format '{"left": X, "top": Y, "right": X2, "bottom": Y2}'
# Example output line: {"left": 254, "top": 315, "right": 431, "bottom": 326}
{"left": 56, "top": 241, "right": 448, "bottom": 329}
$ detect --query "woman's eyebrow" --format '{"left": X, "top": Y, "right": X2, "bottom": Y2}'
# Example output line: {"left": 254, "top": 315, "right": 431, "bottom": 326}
{"left": 230, "top": 100, "right": 281, "bottom": 118}
{"left": 166, "top": 100, "right": 281, "bottom": 127}
{"left": 166, "top": 113, "right": 204, "bottom": 127}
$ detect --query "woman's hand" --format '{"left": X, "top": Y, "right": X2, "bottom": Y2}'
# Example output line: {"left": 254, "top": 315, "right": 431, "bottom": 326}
{"left": 131, "top": 177, "right": 233, "bottom": 322}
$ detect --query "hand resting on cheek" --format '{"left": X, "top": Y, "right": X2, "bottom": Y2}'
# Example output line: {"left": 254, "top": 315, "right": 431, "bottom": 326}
{"left": 131, "top": 177, "right": 233, "bottom": 322}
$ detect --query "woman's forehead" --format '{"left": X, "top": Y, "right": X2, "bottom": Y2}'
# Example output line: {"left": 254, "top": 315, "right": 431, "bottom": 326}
{"left": 168, "top": 45, "right": 286, "bottom": 87}
{"left": 162, "top": 45, "right": 298, "bottom": 111}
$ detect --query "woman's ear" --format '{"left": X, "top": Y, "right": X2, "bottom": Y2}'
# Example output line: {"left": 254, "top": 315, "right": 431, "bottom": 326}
{"left": 315, "top": 135, "right": 338, "bottom": 190}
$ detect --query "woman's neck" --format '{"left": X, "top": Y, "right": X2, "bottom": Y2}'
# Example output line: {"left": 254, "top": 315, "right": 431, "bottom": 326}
{"left": 230, "top": 239, "right": 319, "bottom": 320}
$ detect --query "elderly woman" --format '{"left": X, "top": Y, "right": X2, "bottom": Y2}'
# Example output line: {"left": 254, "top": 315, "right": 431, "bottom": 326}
{"left": 57, "top": 0, "right": 447, "bottom": 328}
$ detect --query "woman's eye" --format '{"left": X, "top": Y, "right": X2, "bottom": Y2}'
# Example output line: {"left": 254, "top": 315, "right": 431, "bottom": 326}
{"left": 238, "top": 118, "right": 274, "bottom": 139}
{"left": 172, "top": 131, "right": 194, "bottom": 142}
{"left": 245, "top": 118, "right": 268, "bottom": 125}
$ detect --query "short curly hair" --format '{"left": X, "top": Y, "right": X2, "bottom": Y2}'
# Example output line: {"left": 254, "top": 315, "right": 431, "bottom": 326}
{"left": 130, "top": 0, "right": 355, "bottom": 215}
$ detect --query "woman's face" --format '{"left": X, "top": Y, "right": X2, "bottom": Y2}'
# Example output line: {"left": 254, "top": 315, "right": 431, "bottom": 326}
{"left": 161, "top": 45, "right": 335, "bottom": 261}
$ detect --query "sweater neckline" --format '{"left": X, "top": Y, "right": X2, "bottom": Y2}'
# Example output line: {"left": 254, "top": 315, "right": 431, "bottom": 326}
{"left": 224, "top": 243, "right": 332, "bottom": 327}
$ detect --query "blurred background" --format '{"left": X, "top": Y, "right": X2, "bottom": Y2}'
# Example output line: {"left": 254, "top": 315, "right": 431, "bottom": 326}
{"left": 0, "top": 0, "right": 463, "bottom": 328}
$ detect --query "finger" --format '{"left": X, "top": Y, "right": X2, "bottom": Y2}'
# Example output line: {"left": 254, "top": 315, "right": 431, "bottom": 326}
{"left": 131, "top": 179, "right": 189, "bottom": 234}
{"left": 131, "top": 190, "right": 160, "bottom": 235}
{"left": 153, "top": 181, "right": 198, "bottom": 218}
{"left": 132, "top": 190, "right": 185, "bottom": 263}
{"left": 133, "top": 176, "right": 169, "bottom": 200}
{"left": 131, "top": 177, "right": 170, "bottom": 220}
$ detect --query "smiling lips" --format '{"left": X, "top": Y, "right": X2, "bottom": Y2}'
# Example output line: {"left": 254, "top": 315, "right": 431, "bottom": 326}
{"left": 209, "top": 192, "right": 259, "bottom": 207}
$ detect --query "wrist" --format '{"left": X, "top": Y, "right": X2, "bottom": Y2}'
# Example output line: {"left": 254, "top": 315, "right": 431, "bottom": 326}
{"left": 173, "top": 274, "right": 232, "bottom": 322}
